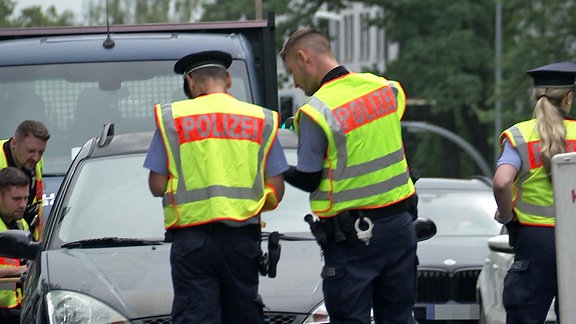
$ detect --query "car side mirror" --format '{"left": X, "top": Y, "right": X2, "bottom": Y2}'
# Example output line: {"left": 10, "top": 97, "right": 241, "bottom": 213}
{"left": 414, "top": 217, "right": 437, "bottom": 242}
{"left": 487, "top": 234, "right": 513, "bottom": 254}
{"left": 0, "top": 230, "right": 41, "bottom": 260}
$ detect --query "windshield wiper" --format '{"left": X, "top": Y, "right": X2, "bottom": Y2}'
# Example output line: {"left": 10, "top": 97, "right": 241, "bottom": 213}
{"left": 61, "top": 237, "right": 163, "bottom": 248}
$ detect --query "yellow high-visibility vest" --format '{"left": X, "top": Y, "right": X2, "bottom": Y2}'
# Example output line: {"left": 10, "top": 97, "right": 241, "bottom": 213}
{"left": 0, "top": 219, "right": 28, "bottom": 309}
{"left": 500, "top": 118, "right": 576, "bottom": 226}
{"left": 294, "top": 73, "right": 415, "bottom": 217}
{"left": 0, "top": 139, "right": 42, "bottom": 240}
{"left": 155, "top": 93, "right": 279, "bottom": 228}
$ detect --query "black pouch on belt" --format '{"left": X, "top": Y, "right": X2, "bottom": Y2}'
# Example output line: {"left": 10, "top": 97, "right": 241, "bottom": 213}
{"left": 333, "top": 211, "right": 360, "bottom": 244}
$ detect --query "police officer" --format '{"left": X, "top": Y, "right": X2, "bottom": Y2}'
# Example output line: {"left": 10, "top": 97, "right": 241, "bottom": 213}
{"left": 280, "top": 28, "right": 418, "bottom": 323}
{"left": 0, "top": 167, "right": 32, "bottom": 324}
{"left": 143, "top": 50, "right": 288, "bottom": 324}
{"left": 0, "top": 120, "right": 50, "bottom": 241}
{"left": 493, "top": 61, "right": 576, "bottom": 323}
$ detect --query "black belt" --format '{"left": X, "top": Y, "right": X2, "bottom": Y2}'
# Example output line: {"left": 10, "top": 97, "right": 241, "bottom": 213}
{"left": 347, "top": 197, "right": 412, "bottom": 220}
{"left": 166, "top": 222, "right": 260, "bottom": 241}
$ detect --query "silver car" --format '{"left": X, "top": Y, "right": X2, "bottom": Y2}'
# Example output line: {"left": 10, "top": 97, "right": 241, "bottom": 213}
{"left": 476, "top": 230, "right": 557, "bottom": 324}
{"left": 412, "top": 177, "right": 501, "bottom": 323}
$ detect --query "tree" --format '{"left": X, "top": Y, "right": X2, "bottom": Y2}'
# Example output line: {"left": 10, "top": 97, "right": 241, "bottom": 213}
{"left": 356, "top": 0, "right": 495, "bottom": 177}
{"left": 0, "top": 0, "right": 75, "bottom": 27}
{"left": 85, "top": 0, "right": 202, "bottom": 25}
{"left": 498, "top": 0, "right": 576, "bottom": 130}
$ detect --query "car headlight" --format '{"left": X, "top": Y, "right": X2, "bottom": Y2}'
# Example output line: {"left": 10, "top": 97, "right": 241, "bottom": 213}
{"left": 303, "top": 302, "right": 376, "bottom": 324}
{"left": 303, "top": 303, "right": 330, "bottom": 324}
{"left": 46, "top": 290, "right": 129, "bottom": 324}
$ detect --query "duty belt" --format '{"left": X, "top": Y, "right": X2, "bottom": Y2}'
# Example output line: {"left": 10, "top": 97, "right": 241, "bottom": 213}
{"left": 305, "top": 197, "right": 415, "bottom": 245}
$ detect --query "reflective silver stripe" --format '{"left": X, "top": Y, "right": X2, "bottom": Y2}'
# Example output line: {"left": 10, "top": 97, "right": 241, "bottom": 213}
{"left": 0, "top": 282, "right": 15, "bottom": 290}
{"left": 329, "top": 149, "right": 405, "bottom": 181}
{"left": 163, "top": 185, "right": 264, "bottom": 207}
{"left": 161, "top": 105, "right": 275, "bottom": 207}
{"left": 507, "top": 126, "right": 530, "bottom": 205}
{"left": 508, "top": 126, "right": 531, "bottom": 177}
{"left": 307, "top": 96, "right": 349, "bottom": 169}
{"left": 312, "top": 171, "right": 410, "bottom": 201}
{"left": 515, "top": 200, "right": 555, "bottom": 218}
{"left": 0, "top": 277, "right": 18, "bottom": 290}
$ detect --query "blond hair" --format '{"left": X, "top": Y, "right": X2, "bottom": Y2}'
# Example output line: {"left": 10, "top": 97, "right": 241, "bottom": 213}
{"left": 532, "top": 87, "right": 572, "bottom": 176}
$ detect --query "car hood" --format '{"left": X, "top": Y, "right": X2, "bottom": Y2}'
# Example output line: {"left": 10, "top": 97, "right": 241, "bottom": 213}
{"left": 44, "top": 239, "right": 325, "bottom": 318}
{"left": 417, "top": 235, "right": 491, "bottom": 270}
{"left": 44, "top": 244, "right": 173, "bottom": 319}
{"left": 259, "top": 239, "right": 324, "bottom": 313}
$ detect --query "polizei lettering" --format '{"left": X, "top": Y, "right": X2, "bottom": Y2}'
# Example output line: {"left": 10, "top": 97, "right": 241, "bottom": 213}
{"left": 527, "top": 139, "right": 576, "bottom": 169}
{"left": 175, "top": 113, "right": 264, "bottom": 144}
{"left": 332, "top": 86, "right": 397, "bottom": 133}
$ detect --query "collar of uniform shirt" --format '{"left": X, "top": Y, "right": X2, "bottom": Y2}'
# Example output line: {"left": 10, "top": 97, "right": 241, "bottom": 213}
{"left": 320, "top": 66, "right": 350, "bottom": 86}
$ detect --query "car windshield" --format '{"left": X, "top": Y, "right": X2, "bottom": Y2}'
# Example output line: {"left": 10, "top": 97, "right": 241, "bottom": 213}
{"left": 0, "top": 61, "right": 251, "bottom": 175}
{"left": 417, "top": 188, "right": 500, "bottom": 236}
{"left": 52, "top": 149, "right": 312, "bottom": 246}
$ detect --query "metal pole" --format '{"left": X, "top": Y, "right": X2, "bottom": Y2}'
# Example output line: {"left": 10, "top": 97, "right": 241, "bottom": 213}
{"left": 494, "top": 0, "right": 502, "bottom": 162}
{"left": 255, "top": 0, "right": 262, "bottom": 20}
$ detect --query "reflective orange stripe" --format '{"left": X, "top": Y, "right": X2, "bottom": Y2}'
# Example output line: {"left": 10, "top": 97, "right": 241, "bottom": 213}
{"left": 0, "top": 258, "right": 20, "bottom": 267}
{"left": 332, "top": 85, "right": 397, "bottom": 134}
{"left": 174, "top": 113, "right": 264, "bottom": 144}
{"left": 526, "top": 139, "right": 576, "bottom": 169}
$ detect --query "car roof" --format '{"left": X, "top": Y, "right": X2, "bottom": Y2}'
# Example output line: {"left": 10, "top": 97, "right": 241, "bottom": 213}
{"left": 0, "top": 32, "right": 248, "bottom": 66}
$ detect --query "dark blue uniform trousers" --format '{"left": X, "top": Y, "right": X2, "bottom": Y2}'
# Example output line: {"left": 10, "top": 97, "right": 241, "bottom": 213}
{"left": 321, "top": 211, "right": 418, "bottom": 324}
{"left": 503, "top": 225, "right": 558, "bottom": 324}
{"left": 169, "top": 223, "right": 264, "bottom": 324}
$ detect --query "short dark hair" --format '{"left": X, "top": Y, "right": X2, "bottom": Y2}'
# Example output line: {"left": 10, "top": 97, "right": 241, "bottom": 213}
{"left": 280, "top": 27, "right": 330, "bottom": 61}
{"left": 14, "top": 120, "right": 50, "bottom": 142}
{"left": 0, "top": 167, "right": 30, "bottom": 194}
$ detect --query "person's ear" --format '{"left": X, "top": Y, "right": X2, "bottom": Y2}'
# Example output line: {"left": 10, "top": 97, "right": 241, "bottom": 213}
{"left": 226, "top": 71, "right": 232, "bottom": 89}
{"left": 565, "top": 91, "right": 573, "bottom": 107}
{"left": 183, "top": 74, "right": 192, "bottom": 99}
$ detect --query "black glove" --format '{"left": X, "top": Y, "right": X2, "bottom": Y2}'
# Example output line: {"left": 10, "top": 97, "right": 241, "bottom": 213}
{"left": 505, "top": 220, "right": 520, "bottom": 247}
{"left": 23, "top": 202, "right": 40, "bottom": 233}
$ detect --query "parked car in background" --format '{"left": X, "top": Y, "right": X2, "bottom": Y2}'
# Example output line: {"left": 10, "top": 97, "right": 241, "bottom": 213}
{"left": 476, "top": 230, "right": 557, "bottom": 324}
{"left": 0, "top": 127, "right": 436, "bottom": 324}
{"left": 413, "top": 177, "right": 501, "bottom": 323}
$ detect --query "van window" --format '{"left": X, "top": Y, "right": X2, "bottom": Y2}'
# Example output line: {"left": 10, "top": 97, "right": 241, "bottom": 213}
{"left": 0, "top": 60, "right": 251, "bottom": 175}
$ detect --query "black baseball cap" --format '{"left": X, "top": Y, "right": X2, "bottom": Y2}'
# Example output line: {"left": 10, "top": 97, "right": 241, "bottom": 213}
{"left": 174, "top": 50, "right": 233, "bottom": 75}
{"left": 527, "top": 61, "right": 576, "bottom": 87}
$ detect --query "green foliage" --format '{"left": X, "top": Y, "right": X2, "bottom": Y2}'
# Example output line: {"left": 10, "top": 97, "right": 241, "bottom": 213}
{"left": 3, "top": 0, "right": 576, "bottom": 177}
{"left": 0, "top": 0, "right": 15, "bottom": 27}
{"left": 0, "top": 0, "right": 74, "bottom": 27}
{"left": 85, "top": 0, "right": 200, "bottom": 25}
{"left": 370, "top": 0, "right": 495, "bottom": 176}
{"left": 499, "top": 0, "right": 576, "bottom": 129}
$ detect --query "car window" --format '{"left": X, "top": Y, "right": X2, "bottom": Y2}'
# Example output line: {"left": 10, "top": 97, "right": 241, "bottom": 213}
{"left": 56, "top": 154, "right": 165, "bottom": 243}
{"left": 417, "top": 189, "right": 500, "bottom": 236}
{"left": 0, "top": 60, "right": 250, "bottom": 175}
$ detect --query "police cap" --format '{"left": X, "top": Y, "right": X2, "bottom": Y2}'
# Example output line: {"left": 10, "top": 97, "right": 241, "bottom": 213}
{"left": 527, "top": 61, "right": 576, "bottom": 87}
{"left": 174, "top": 50, "right": 233, "bottom": 75}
